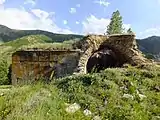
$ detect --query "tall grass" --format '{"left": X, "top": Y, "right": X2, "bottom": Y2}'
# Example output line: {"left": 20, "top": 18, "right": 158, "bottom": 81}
{"left": 0, "top": 66, "right": 159, "bottom": 120}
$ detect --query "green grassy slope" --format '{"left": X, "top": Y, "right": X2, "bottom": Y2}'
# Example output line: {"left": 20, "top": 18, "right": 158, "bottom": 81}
{"left": 0, "top": 65, "right": 160, "bottom": 120}
{"left": 4, "top": 35, "right": 53, "bottom": 47}
{"left": 0, "top": 35, "right": 53, "bottom": 61}
{"left": 1, "top": 24, "right": 160, "bottom": 60}
{"left": 0, "top": 34, "right": 77, "bottom": 85}
{"left": 0, "top": 25, "right": 159, "bottom": 120}
{"left": 137, "top": 36, "right": 160, "bottom": 54}
{"left": 137, "top": 36, "right": 160, "bottom": 60}
{"left": 0, "top": 24, "right": 83, "bottom": 43}
{"left": 0, "top": 34, "right": 75, "bottom": 61}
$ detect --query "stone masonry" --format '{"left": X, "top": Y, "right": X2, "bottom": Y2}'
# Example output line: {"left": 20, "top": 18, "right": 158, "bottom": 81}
{"left": 11, "top": 34, "right": 150, "bottom": 84}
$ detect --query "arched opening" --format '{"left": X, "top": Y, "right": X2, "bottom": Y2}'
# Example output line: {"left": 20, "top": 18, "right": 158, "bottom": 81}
{"left": 86, "top": 46, "right": 127, "bottom": 73}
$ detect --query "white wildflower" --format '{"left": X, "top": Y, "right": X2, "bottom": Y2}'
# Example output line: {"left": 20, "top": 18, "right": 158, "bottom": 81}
{"left": 104, "top": 99, "right": 108, "bottom": 106}
{"left": 123, "top": 94, "right": 134, "bottom": 100}
{"left": 83, "top": 109, "right": 92, "bottom": 116}
{"left": 65, "top": 103, "right": 81, "bottom": 113}
{"left": 138, "top": 94, "right": 147, "bottom": 100}
{"left": 0, "top": 93, "right": 4, "bottom": 96}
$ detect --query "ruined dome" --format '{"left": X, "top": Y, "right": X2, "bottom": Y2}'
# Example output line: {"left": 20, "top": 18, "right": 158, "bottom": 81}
{"left": 12, "top": 34, "right": 152, "bottom": 85}
{"left": 74, "top": 34, "right": 150, "bottom": 74}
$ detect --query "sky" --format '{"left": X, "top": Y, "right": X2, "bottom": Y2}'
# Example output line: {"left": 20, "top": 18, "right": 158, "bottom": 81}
{"left": 0, "top": 0, "right": 160, "bottom": 39}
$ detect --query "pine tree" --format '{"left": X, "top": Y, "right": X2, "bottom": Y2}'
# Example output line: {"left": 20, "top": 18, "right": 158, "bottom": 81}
{"left": 106, "top": 10, "right": 123, "bottom": 35}
{"left": 127, "top": 28, "right": 133, "bottom": 34}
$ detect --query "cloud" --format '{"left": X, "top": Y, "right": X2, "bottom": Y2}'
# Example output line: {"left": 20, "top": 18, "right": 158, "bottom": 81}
{"left": 24, "top": 0, "right": 36, "bottom": 6}
{"left": 69, "top": 8, "right": 76, "bottom": 14}
{"left": 76, "top": 21, "right": 80, "bottom": 24}
{"left": 82, "top": 15, "right": 110, "bottom": 34}
{"left": 76, "top": 4, "right": 80, "bottom": 8}
{"left": 123, "top": 24, "right": 131, "bottom": 31}
{"left": 31, "top": 9, "right": 55, "bottom": 20}
{"left": 82, "top": 15, "right": 130, "bottom": 35}
{"left": 0, "top": 7, "right": 74, "bottom": 34}
{"left": 0, "top": 0, "right": 5, "bottom": 4}
{"left": 138, "top": 27, "right": 160, "bottom": 39}
{"left": 94, "top": 0, "right": 110, "bottom": 7}
{"left": 63, "top": 20, "right": 68, "bottom": 25}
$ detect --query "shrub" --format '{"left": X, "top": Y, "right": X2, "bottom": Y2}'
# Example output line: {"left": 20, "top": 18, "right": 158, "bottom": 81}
{"left": 0, "top": 59, "right": 11, "bottom": 85}
{"left": 53, "top": 66, "right": 160, "bottom": 120}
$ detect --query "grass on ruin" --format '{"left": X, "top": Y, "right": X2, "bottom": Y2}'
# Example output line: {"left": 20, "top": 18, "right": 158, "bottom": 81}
{"left": 0, "top": 35, "right": 75, "bottom": 62}
{"left": 0, "top": 34, "right": 77, "bottom": 85}
{"left": 0, "top": 65, "right": 160, "bottom": 120}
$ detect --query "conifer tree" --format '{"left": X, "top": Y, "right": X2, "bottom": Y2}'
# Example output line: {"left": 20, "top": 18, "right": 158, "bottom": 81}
{"left": 106, "top": 10, "right": 123, "bottom": 35}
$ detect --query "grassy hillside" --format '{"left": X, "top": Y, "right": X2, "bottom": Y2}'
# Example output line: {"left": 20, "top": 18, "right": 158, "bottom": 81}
{"left": 137, "top": 36, "right": 160, "bottom": 54}
{"left": 0, "top": 25, "right": 160, "bottom": 120}
{"left": 1, "top": 24, "right": 160, "bottom": 60}
{"left": 0, "top": 35, "right": 52, "bottom": 61}
{"left": 0, "top": 34, "right": 77, "bottom": 85}
{"left": 0, "top": 65, "right": 160, "bottom": 120}
{"left": 137, "top": 36, "right": 160, "bottom": 60}
{"left": 0, "top": 34, "right": 76, "bottom": 60}
{"left": 4, "top": 35, "right": 53, "bottom": 48}
{"left": 0, "top": 25, "right": 83, "bottom": 43}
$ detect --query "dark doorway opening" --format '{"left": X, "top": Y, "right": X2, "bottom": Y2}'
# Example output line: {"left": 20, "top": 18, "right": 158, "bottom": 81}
{"left": 86, "top": 47, "right": 127, "bottom": 73}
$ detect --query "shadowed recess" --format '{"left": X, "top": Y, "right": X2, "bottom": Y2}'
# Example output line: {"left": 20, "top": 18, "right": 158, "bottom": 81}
{"left": 87, "top": 45, "right": 128, "bottom": 73}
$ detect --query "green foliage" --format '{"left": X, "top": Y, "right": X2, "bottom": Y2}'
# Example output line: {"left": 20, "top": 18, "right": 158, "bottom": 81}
{"left": 137, "top": 36, "right": 160, "bottom": 61}
{"left": 137, "top": 36, "right": 160, "bottom": 54}
{"left": 0, "top": 83, "right": 88, "bottom": 120}
{"left": 0, "top": 24, "right": 83, "bottom": 43}
{"left": 54, "top": 66, "right": 160, "bottom": 120}
{"left": 63, "top": 38, "right": 80, "bottom": 45}
{"left": 4, "top": 35, "right": 53, "bottom": 48}
{"left": 0, "top": 59, "right": 11, "bottom": 85}
{"left": 0, "top": 35, "right": 52, "bottom": 66}
{"left": 0, "top": 34, "right": 77, "bottom": 62}
{"left": 0, "top": 66, "right": 160, "bottom": 119}
{"left": 0, "top": 23, "right": 160, "bottom": 119}
{"left": 106, "top": 10, "right": 124, "bottom": 35}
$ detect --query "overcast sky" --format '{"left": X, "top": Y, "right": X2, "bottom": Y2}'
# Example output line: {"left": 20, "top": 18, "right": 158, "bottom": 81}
{"left": 0, "top": 0, "right": 160, "bottom": 39}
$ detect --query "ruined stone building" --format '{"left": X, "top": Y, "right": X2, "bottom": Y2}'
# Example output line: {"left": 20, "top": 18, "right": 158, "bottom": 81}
{"left": 12, "top": 34, "right": 150, "bottom": 85}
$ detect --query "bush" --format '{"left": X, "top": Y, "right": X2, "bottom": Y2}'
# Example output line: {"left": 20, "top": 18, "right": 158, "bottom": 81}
{"left": 53, "top": 66, "right": 160, "bottom": 120}
{"left": 0, "top": 59, "right": 11, "bottom": 85}
{"left": 0, "top": 66, "right": 160, "bottom": 119}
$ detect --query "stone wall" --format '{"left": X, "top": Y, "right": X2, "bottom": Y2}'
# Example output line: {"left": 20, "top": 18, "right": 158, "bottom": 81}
{"left": 12, "top": 50, "right": 81, "bottom": 85}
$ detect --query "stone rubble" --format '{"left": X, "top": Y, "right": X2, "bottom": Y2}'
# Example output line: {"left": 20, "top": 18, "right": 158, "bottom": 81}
{"left": 92, "top": 115, "right": 101, "bottom": 120}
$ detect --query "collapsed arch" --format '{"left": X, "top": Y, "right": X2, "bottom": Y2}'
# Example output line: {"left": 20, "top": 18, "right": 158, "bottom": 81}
{"left": 86, "top": 45, "right": 128, "bottom": 73}
{"left": 75, "top": 34, "right": 149, "bottom": 74}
